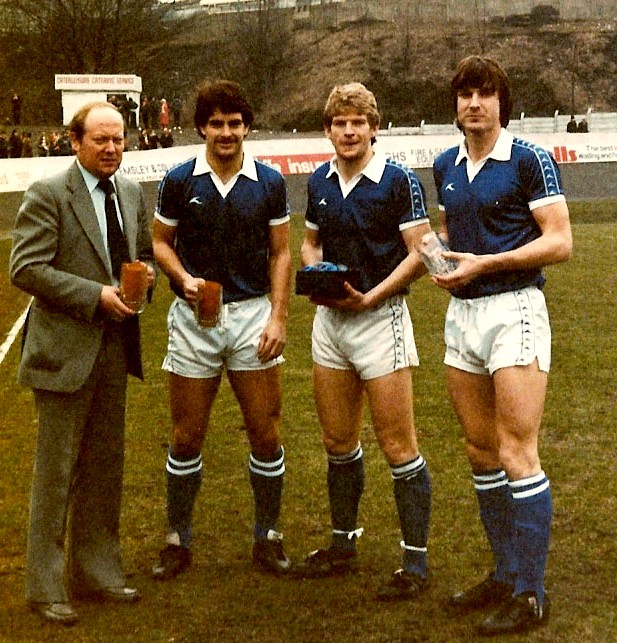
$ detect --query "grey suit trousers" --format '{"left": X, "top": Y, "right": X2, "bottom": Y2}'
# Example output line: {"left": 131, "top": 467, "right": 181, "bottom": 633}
{"left": 26, "top": 324, "right": 129, "bottom": 603}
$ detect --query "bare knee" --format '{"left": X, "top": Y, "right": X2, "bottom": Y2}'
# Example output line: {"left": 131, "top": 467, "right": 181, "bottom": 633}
{"left": 171, "top": 423, "right": 205, "bottom": 458}
{"left": 466, "top": 438, "right": 500, "bottom": 472}
{"left": 246, "top": 409, "right": 282, "bottom": 458}
{"left": 498, "top": 441, "right": 541, "bottom": 480}
{"left": 323, "top": 431, "right": 360, "bottom": 457}
{"left": 250, "top": 431, "right": 281, "bottom": 460}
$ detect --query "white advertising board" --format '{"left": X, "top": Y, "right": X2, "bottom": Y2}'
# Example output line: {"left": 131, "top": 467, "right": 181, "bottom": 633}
{"left": 0, "top": 132, "right": 615, "bottom": 194}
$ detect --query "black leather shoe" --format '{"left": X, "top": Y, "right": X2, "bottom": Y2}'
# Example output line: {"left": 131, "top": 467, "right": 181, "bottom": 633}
{"left": 295, "top": 547, "right": 358, "bottom": 578}
{"left": 97, "top": 586, "right": 141, "bottom": 603}
{"left": 29, "top": 602, "right": 79, "bottom": 625}
{"left": 479, "top": 592, "right": 550, "bottom": 636}
{"left": 252, "top": 530, "right": 292, "bottom": 575}
{"left": 449, "top": 574, "right": 514, "bottom": 612}
{"left": 376, "top": 569, "right": 428, "bottom": 601}
{"left": 152, "top": 543, "right": 192, "bottom": 580}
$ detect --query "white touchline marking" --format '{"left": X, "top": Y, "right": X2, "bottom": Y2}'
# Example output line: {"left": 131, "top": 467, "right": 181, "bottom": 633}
{"left": 0, "top": 300, "right": 31, "bottom": 366}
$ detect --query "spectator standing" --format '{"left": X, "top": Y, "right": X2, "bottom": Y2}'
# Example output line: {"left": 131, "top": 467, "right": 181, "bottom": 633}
{"left": 126, "top": 97, "right": 138, "bottom": 130}
{"left": 0, "top": 130, "right": 9, "bottom": 158}
{"left": 138, "top": 129, "right": 149, "bottom": 151}
{"left": 21, "top": 131, "right": 33, "bottom": 158}
{"left": 107, "top": 94, "right": 121, "bottom": 110}
{"left": 36, "top": 131, "right": 49, "bottom": 157}
{"left": 9, "top": 129, "right": 22, "bottom": 158}
{"left": 11, "top": 91, "right": 22, "bottom": 125}
{"left": 171, "top": 96, "right": 182, "bottom": 129}
{"left": 148, "top": 128, "right": 159, "bottom": 150}
{"left": 566, "top": 115, "right": 577, "bottom": 133}
{"left": 160, "top": 98, "right": 169, "bottom": 129}
{"left": 55, "top": 130, "right": 73, "bottom": 156}
{"left": 160, "top": 127, "right": 174, "bottom": 148}
{"left": 48, "top": 131, "right": 60, "bottom": 156}
{"left": 140, "top": 96, "right": 150, "bottom": 130}
{"left": 577, "top": 117, "right": 588, "bottom": 133}
{"left": 117, "top": 96, "right": 130, "bottom": 127}
{"left": 148, "top": 98, "right": 160, "bottom": 134}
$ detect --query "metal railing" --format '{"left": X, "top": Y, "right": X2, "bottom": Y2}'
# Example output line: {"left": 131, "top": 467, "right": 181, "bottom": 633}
{"left": 382, "top": 109, "right": 617, "bottom": 136}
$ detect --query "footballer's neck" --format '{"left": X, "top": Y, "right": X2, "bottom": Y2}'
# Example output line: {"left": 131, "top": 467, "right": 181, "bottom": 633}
{"left": 337, "top": 148, "right": 374, "bottom": 184}
{"left": 464, "top": 125, "right": 501, "bottom": 164}
{"left": 207, "top": 150, "right": 244, "bottom": 185}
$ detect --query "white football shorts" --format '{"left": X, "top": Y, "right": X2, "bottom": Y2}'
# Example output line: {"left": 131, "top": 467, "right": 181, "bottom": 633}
{"left": 162, "top": 296, "right": 284, "bottom": 378}
{"left": 311, "top": 295, "right": 419, "bottom": 380}
{"left": 444, "top": 286, "right": 551, "bottom": 376}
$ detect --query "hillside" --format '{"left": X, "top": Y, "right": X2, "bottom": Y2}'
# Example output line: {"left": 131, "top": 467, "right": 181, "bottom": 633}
{"left": 3, "top": 12, "right": 616, "bottom": 131}
{"left": 140, "top": 17, "right": 617, "bottom": 131}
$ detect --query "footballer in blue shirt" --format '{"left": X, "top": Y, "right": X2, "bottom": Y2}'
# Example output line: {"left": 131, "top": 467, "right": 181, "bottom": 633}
{"left": 296, "top": 82, "right": 433, "bottom": 602}
{"left": 151, "top": 80, "right": 292, "bottom": 580}
{"left": 429, "top": 55, "right": 572, "bottom": 636}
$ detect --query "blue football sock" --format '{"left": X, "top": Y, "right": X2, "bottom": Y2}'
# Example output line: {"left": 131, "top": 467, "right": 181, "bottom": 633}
{"left": 510, "top": 471, "right": 552, "bottom": 603}
{"left": 328, "top": 444, "right": 365, "bottom": 551}
{"left": 166, "top": 450, "right": 203, "bottom": 549}
{"left": 392, "top": 455, "right": 431, "bottom": 578}
{"left": 249, "top": 446, "right": 285, "bottom": 542}
{"left": 474, "top": 469, "right": 517, "bottom": 585}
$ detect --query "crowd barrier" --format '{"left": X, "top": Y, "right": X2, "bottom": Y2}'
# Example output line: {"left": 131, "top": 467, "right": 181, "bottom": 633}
{"left": 1, "top": 132, "right": 616, "bottom": 194}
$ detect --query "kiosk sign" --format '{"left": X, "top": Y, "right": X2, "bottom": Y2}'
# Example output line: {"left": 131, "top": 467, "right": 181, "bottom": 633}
{"left": 55, "top": 74, "right": 142, "bottom": 92}
{"left": 55, "top": 74, "right": 142, "bottom": 125}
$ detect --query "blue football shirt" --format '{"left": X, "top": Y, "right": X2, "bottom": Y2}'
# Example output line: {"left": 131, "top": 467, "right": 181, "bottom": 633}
{"left": 156, "top": 152, "right": 290, "bottom": 303}
{"left": 306, "top": 152, "right": 429, "bottom": 294}
{"left": 433, "top": 129, "right": 566, "bottom": 299}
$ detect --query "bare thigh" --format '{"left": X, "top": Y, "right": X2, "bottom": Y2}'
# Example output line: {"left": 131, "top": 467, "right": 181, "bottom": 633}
{"left": 446, "top": 362, "right": 547, "bottom": 478}
{"left": 169, "top": 373, "right": 221, "bottom": 456}
{"left": 227, "top": 366, "right": 282, "bottom": 458}
{"left": 313, "top": 363, "right": 365, "bottom": 455}
{"left": 493, "top": 362, "right": 547, "bottom": 479}
{"left": 365, "top": 367, "right": 419, "bottom": 465}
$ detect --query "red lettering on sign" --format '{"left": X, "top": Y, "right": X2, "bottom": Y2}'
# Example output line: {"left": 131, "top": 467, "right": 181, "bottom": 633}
{"left": 256, "top": 154, "right": 331, "bottom": 175}
{"left": 553, "top": 146, "right": 578, "bottom": 163}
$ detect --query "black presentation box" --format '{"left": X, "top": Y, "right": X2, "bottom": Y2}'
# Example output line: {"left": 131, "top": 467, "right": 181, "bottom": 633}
{"left": 295, "top": 269, "right": 360, "bottom": 299}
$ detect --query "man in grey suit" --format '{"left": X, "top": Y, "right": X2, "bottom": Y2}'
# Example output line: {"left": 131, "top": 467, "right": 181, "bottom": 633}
{"left": 10, "top": 101, "right": 155, "bottom": 625}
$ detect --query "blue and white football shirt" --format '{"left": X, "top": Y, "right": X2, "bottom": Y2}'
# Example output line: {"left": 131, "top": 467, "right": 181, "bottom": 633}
{"left": 306, "top": 152, "right": 429, "bottom": 294}
{"left": 433, "top": 129, "right": 566, "bottom": 299}
{"left": 156, "top": 152, "right": 290, "bottom": 303}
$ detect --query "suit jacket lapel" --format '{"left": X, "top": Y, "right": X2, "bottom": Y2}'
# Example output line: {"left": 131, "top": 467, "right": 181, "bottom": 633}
{"left": 66, "top": 163, "right": 112, "bottom": 277}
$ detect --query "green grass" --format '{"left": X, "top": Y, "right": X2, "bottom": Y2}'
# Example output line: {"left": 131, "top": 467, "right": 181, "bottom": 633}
{"left": 0, "top": 212, "right": 615, "bottom": 642}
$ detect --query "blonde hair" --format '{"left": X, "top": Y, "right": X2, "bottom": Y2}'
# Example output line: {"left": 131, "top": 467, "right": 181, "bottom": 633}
{"left": 322, "top": 82, "right": 380, "bottom": 129}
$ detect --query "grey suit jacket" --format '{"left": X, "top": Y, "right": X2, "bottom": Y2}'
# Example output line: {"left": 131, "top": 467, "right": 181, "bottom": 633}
{"left": 10, "top": 161, "right": 153, "bottom": 393}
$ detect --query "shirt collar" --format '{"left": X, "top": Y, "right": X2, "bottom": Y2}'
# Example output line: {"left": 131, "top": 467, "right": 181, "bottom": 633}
{"left": 455, "top": 128, "right": 514, "bottom": 165}
{"left": 76, "top": 160, "right": 116, "bottom": 194}
{"left": 325, "top": 150, "right": 386, "bottom": 183}
{"left": 194, "top": 149, "right": 258, "bottom": 181}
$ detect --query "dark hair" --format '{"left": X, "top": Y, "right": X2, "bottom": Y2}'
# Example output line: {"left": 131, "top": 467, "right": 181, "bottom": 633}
{"left": 194, "top": 80, "right": 254, "bottom": 137}
{"left": 69, "top": 100, "right": 121, "bottom": 142}
{"left": 451, "top": 55, "right": 513, "bottom": 128}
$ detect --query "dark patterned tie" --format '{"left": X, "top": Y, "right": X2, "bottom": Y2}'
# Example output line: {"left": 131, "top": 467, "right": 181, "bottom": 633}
{"left": 99, "top": 178, "right": 129, "bottom": 280}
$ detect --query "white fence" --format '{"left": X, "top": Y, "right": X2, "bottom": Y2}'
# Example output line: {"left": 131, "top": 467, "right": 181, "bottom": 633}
{"left": 383, "top": 111, "right": 617, "bottom": 136}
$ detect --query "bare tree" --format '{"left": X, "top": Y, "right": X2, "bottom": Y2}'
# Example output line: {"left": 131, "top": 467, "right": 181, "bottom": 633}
{"left": 227, "top": 0, "right": 293, "bottom": 115}
{"left": 402, "top": 0, "right": 422, "bottom": 69}
{"left": 0, "top": 0, "right": 175, "bottom": 75}
{"left": 474, "top": 0, "right": 488, "bottom": 53}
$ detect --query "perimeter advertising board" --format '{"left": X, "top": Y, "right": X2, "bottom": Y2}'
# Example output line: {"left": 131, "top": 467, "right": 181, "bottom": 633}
{"left": 0, "top": 132, "right": 615, "bottom": 193}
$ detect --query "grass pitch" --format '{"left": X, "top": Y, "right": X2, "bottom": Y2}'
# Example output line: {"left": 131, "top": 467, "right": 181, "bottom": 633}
{"left": 0, "top": 204, "right": 615, "bottom": 642}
